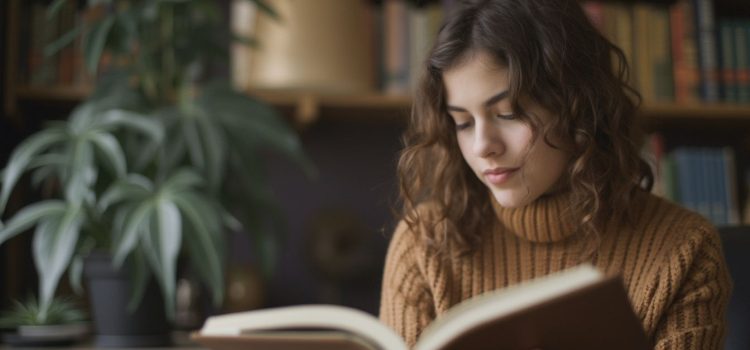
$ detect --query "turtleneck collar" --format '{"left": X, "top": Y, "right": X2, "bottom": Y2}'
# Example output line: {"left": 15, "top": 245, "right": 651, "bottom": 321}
{"left": 491, "top": 190, "right": 580, "bottom": 243}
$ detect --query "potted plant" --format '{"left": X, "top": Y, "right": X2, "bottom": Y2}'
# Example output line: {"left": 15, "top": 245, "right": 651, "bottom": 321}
{"left": 0, "top": 296, "right": 89, "bottom": 347}
{"left": 0, "top": 0, "right": 311, "bottom": 345}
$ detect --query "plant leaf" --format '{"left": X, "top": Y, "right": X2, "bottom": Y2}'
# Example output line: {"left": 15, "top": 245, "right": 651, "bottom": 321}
{"left": 97, "top": 109, "right": 165, "bottom": 143}
{"left": 98, "top": 176, "right": 151, "bottom": 212}
{"left": 45, "top": 26, "right": 82, "bottom": 57}
{"left": 161, "top": 169, "right": 202, "bottom": 193}
{"left": 84, "top": 16, "right": 116, "bottom": 75}
{"left": 0, "top": 129, "right": 66, "bottom": 214}
{"left": 155, "top": 198, "right": 181, "bottom": 319}
{"left": 172, "top": 192, "right": 224, "bottom": 305}
{"left": 127, "top": 247, "right": 150, "bottom": 312}
{"left": 0, "top": 201, "right": 67, "bottom": 246}
{"left": 64, "top": 140, "right": 96, "bottom": 206}
{"left": 32, "top": 204, "right": 82, "bottom": 316}
{"left": 113, "top": 200, "right": 153, "bottom": 268}
{"left": 46, "top": 0, "right": 68, "bottom": 20}
{"left": 195, "top": 112, "right": 226, "bottom": 194}
{"left": 89, "top": 131, "right": 127, "bottom": 177}
{"left": 182, "top": 119, "right": 205, "bottom": 170}
{"left": 68, "top": 236, "right": 95, "bottom": 296}
{"left": 198, "top": 85, "right": 316, "bottom": 178}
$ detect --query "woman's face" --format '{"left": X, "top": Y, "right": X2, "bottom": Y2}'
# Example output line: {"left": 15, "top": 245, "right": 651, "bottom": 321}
{"left": 443, "top": 51, "right": 569, "bottom": 208}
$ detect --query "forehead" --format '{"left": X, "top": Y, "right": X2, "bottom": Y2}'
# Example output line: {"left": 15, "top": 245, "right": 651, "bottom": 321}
{"left": 442, "top": 51, "right": 510, "bottom": 106}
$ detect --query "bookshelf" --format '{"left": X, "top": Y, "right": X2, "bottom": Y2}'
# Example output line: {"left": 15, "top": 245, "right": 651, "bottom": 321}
{"left": 2, "top": 1, "right": 749, "bottom": 216}
{"left": 11, "top": 85, "right": 750, "bottom": 126}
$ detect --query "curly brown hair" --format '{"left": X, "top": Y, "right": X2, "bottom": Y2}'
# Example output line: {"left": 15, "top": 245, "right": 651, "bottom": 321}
{"left": 397, "top": 0, "right": 653, "bottom": 252}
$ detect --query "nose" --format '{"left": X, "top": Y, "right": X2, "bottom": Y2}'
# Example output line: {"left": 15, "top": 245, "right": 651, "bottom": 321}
{"left": 473, "top": 119, "right": 504, "bottom": 158}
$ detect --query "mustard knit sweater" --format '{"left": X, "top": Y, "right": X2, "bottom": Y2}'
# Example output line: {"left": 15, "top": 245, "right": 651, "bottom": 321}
{"left": 379, "top": 190, "right": 732, "bottom": 349}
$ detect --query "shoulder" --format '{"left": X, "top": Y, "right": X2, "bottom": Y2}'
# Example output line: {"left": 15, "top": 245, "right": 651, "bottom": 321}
{"left": 633, "top": 190, "right": 717, "bottom": 240}
{"left": 632, "top": 191, "right": 726, "bottom": 271}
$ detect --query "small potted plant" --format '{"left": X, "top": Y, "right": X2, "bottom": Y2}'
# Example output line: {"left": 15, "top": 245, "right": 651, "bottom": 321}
{"left": 0, "top": 296, "right": 89, "bottom": 347}
{"left": 0, "top": 0, "right": 311, "bottom": 346}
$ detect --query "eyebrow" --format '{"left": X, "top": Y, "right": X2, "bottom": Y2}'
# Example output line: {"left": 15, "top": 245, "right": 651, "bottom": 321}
{"left": 446, "top": 90, "right": 509, "bottom": 112}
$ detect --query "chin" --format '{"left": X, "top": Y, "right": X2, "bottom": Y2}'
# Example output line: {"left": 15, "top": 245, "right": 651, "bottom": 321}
{"left": 490, "top": 189, "right": 535, "bottom": 209}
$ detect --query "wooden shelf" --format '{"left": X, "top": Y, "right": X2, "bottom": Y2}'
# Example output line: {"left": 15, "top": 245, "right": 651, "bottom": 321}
{"left": 641, "top": 103, "right": 750, "bottom": 121}
{"left": 15, "top": 85, "right": 92, "bottom": 103}
{"left": 12, "top": 85, "right": 750, "bottom": 127}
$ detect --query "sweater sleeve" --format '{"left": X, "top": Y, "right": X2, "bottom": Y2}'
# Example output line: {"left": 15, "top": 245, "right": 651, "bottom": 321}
{"left": 379, "top": 220, "right": 436, "bottom": 347}
{"left": 652, "top": 223, "right": 732, "bottom": 350}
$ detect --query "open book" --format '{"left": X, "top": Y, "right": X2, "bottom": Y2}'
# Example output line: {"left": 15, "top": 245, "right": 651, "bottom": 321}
{"left": 192, "top": 264, "right": 649, "bottom": 350}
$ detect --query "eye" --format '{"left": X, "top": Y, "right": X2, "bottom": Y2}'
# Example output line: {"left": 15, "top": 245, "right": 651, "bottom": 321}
{"left": 496, "top": 113, "right": 518, "bottom": 121}
{"left": 455, "top": 120, "right": 473, "bottom": 131}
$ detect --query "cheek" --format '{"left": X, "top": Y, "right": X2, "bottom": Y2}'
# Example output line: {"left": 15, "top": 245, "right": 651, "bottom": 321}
{"left": 456, "top": 134, "right": 473, "bottom": 161}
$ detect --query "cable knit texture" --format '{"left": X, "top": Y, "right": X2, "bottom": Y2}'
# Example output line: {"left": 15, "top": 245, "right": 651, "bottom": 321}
{"left": 379, "top": 190, "right": 732, "bottom": 349}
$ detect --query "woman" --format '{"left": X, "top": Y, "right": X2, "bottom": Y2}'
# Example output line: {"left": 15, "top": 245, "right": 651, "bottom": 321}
{"left": 379, "top": 0, "right": 732, "bottom": 349}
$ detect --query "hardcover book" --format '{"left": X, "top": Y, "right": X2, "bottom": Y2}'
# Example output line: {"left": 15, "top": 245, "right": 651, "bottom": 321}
{"left": 193, "top": 265, "right": 649, "bottom": 350}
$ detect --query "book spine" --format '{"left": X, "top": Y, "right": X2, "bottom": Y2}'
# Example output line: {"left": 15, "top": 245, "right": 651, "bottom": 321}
{"left": 633, "top": 4, "right": 654, "bottom": 101}
{"left": 694, "top": 148, "right": 713, "bottom": 222}
{"left": 735, "top": 20, "right": 750, "bottom": 103}
{"left": 711, "top": 148, "right": 728, "bottom": 226}
{"left": 718, "top": 20, "right": 737, "bottom": 103}
{"left": 648, "top": 133, "right": 667, "bottom": 197}
{"left": 722, "top": 148, "right": 741, "bottom": 225}
{"left": 651, "top": 5, "right": 674, "bottom": 102}
{"left": 383, "top": 0, "right": 410, "bottom": 95}
{"left": 409, "top": 4, "right": 429, "bottom": 90}
{"left": 670, "top": 0, "right": 701, "bottom": 103}
{"left": 674, "top": 148, "right": 696, "bottom": 212}
{"left": 664, "top": 153, "right": 679, "bottom": 202}
{"left": 613, "top": 3, "right": 635, "bottom": 86}
{"left": 692, "top": 0, "right": 720, "bottom": 102}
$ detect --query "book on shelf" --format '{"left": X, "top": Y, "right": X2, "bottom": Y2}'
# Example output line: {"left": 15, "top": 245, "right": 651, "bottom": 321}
{"left": 192, "top": 264, "right": 649, "bottom": 350}
{"left": 645, "top": 135, "right": 742, "bottom": 227}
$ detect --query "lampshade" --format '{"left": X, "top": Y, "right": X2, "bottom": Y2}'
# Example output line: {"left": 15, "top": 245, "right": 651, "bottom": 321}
{"left": 232, "top": 0, "right": 375, "bottom": 93}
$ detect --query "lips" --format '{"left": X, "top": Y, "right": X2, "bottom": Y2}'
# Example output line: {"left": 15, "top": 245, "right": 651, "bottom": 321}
{"left": 483, "top": 167, "right": 519, "bottom": 185}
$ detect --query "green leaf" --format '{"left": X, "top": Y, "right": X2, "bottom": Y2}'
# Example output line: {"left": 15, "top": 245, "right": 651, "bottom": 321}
{"left": 46, "top": 0, "right": 68, "bottom": 20}
{"left": 29, "top": 153, "right": 66, "bottom": 190}
{"left": 44, "top": 26, "right": 82, "bottom": 57}
{"left": 89, "top": 131, "right": 127, "bottom": 177}
{"left": 32, "top": 204, "right": 82, "bottom": 316}
{"left": 182, "top": 120, "right": 205, "bottom": 170}
{"left": 195, "top": 113, "right": 226, "bottom": 193}
{"left": 84, "top": 16, "right": 116, "bottom": 75}
{"left": 0, "top": 201, "right": 67, "bottom": 246}
{"left": 98, "top": 175, "right": 152, "bottom": 212}
{"left": 161, "top": 130, "right": 186, "bottom": 174}
{"left": 113, "top": 201, "right": 154, "bottom": 268}
{"left": 68, "top": 101, "right": 98, "bottom": 134}
{"left": 173, "top": 193, "right": 224, "bottom": 305}
{"left": 155, "top": 198, "right": 181, "bottom": 318}
{"left": 64, "top": 140, "right": 96, "bottom": 206}
{"left": 0, "top": 129, "right": 67, "bottom": 214}
{"left": 199, "top": 86, "right": 316, "bottom": 178}
{"left": 161, "top": 169, "right": 202, "bottom": 193}
{"left": 97, "top": 109, "right": 165, "bottom": 143}
{"left": 127, "top": 248, "right": 150, "bottom": 312}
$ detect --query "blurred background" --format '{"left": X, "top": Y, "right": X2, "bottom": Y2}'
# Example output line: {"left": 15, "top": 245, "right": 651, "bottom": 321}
{"left": 0, "top": 0, "right": 749, "bottom": 342}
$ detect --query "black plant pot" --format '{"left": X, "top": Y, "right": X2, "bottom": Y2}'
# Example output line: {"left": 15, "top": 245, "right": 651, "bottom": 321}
{"left": 83, "top": 252, "right": 171, "bottom": 347}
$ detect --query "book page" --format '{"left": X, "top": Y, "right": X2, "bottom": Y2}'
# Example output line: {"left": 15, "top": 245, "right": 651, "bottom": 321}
{"left": 200, "top": 305, "right": 407, "bottom": 350}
